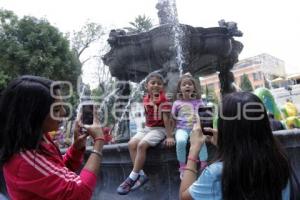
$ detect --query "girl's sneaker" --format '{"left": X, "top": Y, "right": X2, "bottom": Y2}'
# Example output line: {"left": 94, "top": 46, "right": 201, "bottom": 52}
{"left": 179, "top": 164, "right": 186, "bottom": 180}
{"left": 180, "top": 170, "right": 184, "bottom": 180}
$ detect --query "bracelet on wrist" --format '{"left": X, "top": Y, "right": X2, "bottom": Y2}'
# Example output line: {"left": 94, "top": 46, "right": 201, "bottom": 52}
{"left": 90, "top": 149, "right": 103, "bottom": 158}
{"left": 94, "top": 136, "right": 105, "bottom": 142}
{"left": 187, "top": 156, "right": 200, "bottom": 163}
{"left": 183, "top": 167, "right": 198, "bottom": 175}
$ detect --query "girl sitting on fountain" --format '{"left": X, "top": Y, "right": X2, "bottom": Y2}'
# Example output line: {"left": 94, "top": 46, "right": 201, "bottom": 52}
{"left": 117, "top": 72, "right": 175, "bottom": 195}
{"left": 171, "top": 74, "right": 208, "bottom": 179}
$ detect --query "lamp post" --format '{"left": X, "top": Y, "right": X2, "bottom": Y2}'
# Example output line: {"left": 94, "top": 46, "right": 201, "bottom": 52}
{"left": 285, "top": 85, "right": 293, "bottom": 102}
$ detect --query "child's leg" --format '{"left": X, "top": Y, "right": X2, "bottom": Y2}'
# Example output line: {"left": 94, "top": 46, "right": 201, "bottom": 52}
{"left": 175, "top": 129, "right": 189, "bottom": 179}
{"left": 128, "top": 138, "right": 140, "bottom": 163}
{"left": 132, "top": 141, "right": 151, "bottom": 173}
{"left": 117, "top": 128, "right": 164, "bottom": 195}
{"left": 175, "top": 129, "right": 189, "bottom": 164}
{"left": 128, "top": 130, "right": 147, "bottom": 164}
{"left": 132, "top": 127, "right": 165, "bottom": 172}
{"left": 198, "top": 142, "right": 208, "bottom": 171}
{"left": 117, "top": 130, "right": 148, "bottom": 195}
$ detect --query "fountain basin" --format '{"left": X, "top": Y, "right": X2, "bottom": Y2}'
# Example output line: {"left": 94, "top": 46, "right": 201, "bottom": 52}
{"left": 103, "top": 24, "right": 243, "bottom": 82}
{"left": 1, "top": 130, "right": 299, "bottom": 199}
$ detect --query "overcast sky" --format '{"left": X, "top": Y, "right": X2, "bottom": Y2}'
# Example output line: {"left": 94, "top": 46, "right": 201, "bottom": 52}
{"left": 1, "top": 0, "right": 300, "bottom": 86}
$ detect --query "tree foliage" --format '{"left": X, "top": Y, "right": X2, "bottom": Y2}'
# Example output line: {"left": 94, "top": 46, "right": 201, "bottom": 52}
{"left": 124, "top": 14, "right": 153, "bottom": 34}
{"left": 239, "top": 74, "right": 254, "bottom": 92}
{"left": 0, "top": 9, "right": 81, "bottom": 90}
{"left": 91, "top": 83, "right": 116, "bottom": 127}
{"left": 69, "top": 21, "right": 105, "bottom": 64}
{"left": 204, "top": 84, "right": 219, "bottom": 105}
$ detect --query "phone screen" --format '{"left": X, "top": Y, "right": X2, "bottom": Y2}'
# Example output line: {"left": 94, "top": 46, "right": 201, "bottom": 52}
{"left": 198, "top": 106, "right": 213, "bottom": 135}
{"left": 82, "top": 104, "right": 94, "bottom": 125}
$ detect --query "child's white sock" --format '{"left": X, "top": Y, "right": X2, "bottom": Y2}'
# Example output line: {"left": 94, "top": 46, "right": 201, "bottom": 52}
{"left": 129, "top": 171, "right": 139, "bottom": 181}
{"left": 139, "top": 170, "right": 145, "bottom": 176}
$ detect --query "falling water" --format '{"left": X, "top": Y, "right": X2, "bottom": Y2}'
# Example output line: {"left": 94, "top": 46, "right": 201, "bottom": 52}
{"left": 97, "top": 88, "right": 120, "bottom": 126}
{"left": 158, "top": 0, "right": 185, "bottom": 76}
{"left": 75, "top": 83, "right": 87, "bottom": 119}
{"left": 112, "top": 79, "right": 145, "bottom": 139}
{"left": 98, "top": 88, "right": 119, "bottom": 111}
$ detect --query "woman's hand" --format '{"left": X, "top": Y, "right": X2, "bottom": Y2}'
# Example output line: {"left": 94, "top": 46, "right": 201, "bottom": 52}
{"left": 189, "top": 115, "right": 206, "bottom": 152}
{"left": 73, "top": 106, "right": 103, "bottom": 150}
{"left": 73, "top": 120, "right": 88, "bottom": 151}
{"left": 81, "top": 106, "right": 104, "bottom": 140}
{"left": 204, "top": 127, "right": 218, "bottom": 146}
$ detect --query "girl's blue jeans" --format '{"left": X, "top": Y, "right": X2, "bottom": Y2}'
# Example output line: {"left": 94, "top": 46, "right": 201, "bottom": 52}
{"left": 175, "top": 128, "right": 208, "bottom": 163}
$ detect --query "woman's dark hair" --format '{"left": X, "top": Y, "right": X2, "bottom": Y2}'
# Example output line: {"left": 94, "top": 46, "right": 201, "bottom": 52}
{"left": 175, "top": 74, "right": 201, "bottom": 100}
{"left": 0, "top": 75, "right": 58, "bottom": 165}
{"left": 216, "top": 92, "right": 290, "bottom": 200}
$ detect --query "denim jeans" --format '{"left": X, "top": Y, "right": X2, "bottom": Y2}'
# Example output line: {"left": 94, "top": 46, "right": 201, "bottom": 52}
{"left": 175, "top": 128, "right": 208, "bottom": 163}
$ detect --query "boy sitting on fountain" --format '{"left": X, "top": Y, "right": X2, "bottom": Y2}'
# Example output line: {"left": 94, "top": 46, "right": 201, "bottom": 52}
{"left": 117, "top": 72, "right": 175, "bottom": 195}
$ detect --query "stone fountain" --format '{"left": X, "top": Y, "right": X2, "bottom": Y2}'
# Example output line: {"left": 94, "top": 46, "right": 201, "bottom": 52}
{"left": 2, "top": 1, "right": 299, "bottom": 200}
{"left": 103, "top": 0, "right": 243, "bottom": 142}
{"left": 103, "top": 1, "right": 243, "bottom": 95}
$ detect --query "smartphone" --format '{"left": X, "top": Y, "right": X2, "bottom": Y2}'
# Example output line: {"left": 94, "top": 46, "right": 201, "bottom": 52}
{"left": 198, "top": 106, "right": 213, "bottom": 136}
{"left": 81, "top": 103, "right": 94, "bottom": 125}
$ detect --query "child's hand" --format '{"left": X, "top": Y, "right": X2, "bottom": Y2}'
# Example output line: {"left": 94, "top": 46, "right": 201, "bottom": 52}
{"left": 165, "top": 137, "right": 175, "bottom": 148}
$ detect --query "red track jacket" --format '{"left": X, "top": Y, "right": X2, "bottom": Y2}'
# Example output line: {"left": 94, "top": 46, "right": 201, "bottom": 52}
{"left": 3, "top": 134, "right": 97, "bottom": 200}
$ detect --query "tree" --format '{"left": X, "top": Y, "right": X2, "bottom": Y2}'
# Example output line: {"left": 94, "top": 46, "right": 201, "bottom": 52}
{"left": 69, "top": 21, "right": 108, "bottom": 93}
{"left": 69, "top": 21, "right": 105, "bottom": 65}
{"left": 239, "top": 74, "right": 254, "bottom": 92}
{"left": 204, "top": 84, "right": 219, "bottom": 105}
{"left": 91, "top": 85, "right": 116, "bottom": 127}
{"left": 124, "top": 14, "right": 153, "bottom": 34}
{"left": 0, "top": 70, "right": 9, "bottom": 91}
{"left": 0, "top": 9, "right": 81, "bottom": 90}
{"left": 93, "top": 42, "right": 112, "bottom": 90}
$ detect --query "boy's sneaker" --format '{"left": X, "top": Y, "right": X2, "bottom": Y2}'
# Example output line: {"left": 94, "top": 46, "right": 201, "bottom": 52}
{"left": 117, "top": 177, "right": 138, "bottom": 195}
{"left": 131, "top": 174, "right": 149, "bottom": 191}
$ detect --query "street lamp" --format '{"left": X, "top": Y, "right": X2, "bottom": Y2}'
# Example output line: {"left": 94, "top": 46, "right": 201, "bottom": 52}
{"left": 285, "top": 85, "right": 293, "bottom": 101}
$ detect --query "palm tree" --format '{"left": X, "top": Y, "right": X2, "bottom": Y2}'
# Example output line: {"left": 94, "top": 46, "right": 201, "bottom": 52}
{"left": 124, "top": 15, "right": 153, "bottom": 34}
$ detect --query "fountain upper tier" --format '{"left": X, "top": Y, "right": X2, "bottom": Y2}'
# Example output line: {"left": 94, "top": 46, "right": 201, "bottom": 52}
{"left": 103, "top": 22, "right": 243, "bottom": 83}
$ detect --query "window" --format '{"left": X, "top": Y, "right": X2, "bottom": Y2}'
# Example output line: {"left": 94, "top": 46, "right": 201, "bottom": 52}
{"left": 239, "top": 76, "right": 243, "bottom": 83}
{"left": 254, "top": 85, "right": 262, "bottom": 89}
{"left": 253, "top": 72, "right": 262, "bottom": 81}
{"left": 207, "top": 83, "right": 215, "bottom": 90}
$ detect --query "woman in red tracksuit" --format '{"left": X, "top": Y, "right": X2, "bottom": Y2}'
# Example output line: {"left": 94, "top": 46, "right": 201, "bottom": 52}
{"left": 0, "top": 76, "right": 104, "bottom": 200}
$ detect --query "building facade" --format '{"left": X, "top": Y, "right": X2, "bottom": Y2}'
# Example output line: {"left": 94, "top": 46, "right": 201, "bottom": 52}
{"left": 200, "top": 53, "right": 286, "bottom": 98}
